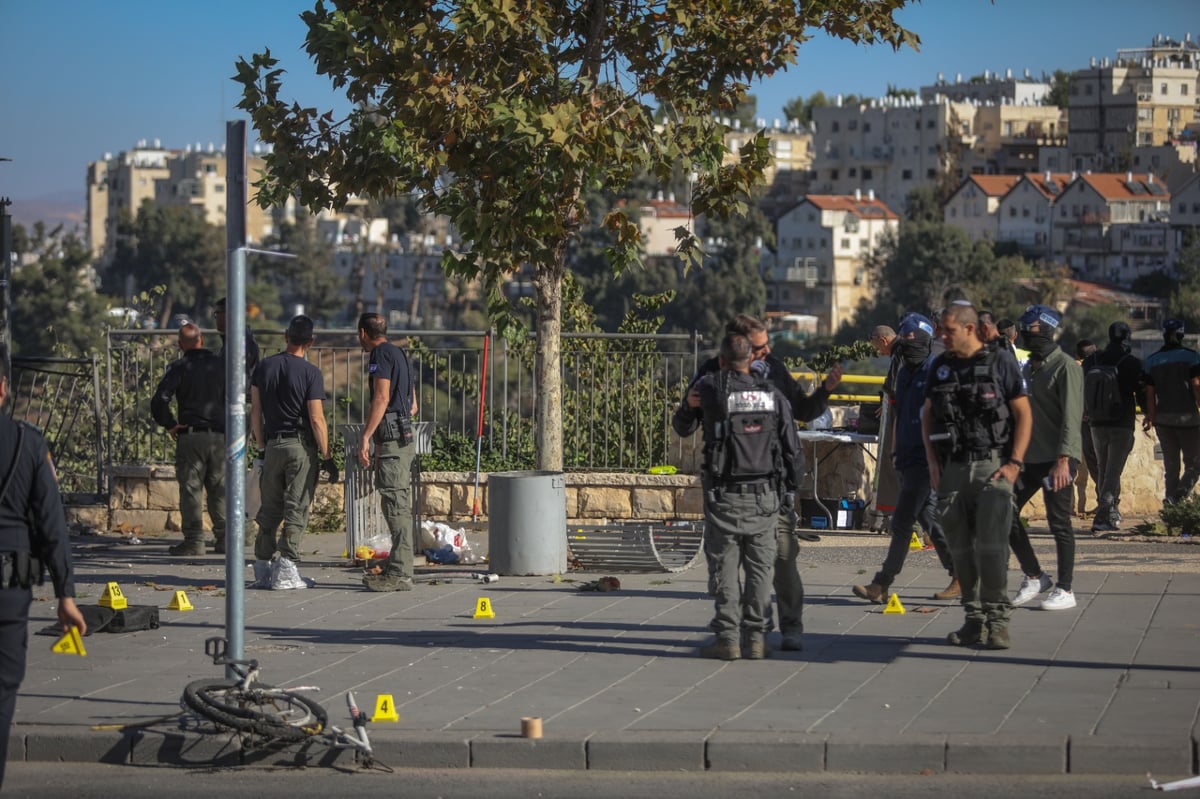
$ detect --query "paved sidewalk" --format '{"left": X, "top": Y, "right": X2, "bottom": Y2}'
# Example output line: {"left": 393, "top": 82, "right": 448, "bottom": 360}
{"left": 9, "top": 529, "right": 1200, "bottom": 776}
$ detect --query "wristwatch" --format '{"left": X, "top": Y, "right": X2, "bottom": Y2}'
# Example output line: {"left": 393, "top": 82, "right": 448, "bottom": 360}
{"left": 1005, "top": 458, "right": 1024, "bottom": 472}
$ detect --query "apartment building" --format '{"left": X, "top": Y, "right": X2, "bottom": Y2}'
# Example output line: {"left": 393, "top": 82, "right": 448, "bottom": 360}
{"left": 86, "top": 141, "right": 270, "bottom": 260}
{"left": 1054, "top": 172, "right": 1174, "bottom": 284}
{"left": 724, "top": 119, "right": 814, "bottom": 187}
{"left": 1067, "top": 35, "right": 1200, "bottom": 172}
{"left": 920, "top": 69, "right": 1050, "bottom": 107}
{"left": 994, "top": 172, "right": 1073, "bottom": 257}
{"left": 943, "top": 175, "right": 1021, "bottom": 242}
{"left": 330, "top": 233, "right": 461, "bottom": 328}
{"left": 634, "top": 195, "right": 694, "bottom": 258}
{"left": 768, "top": 191, "right": 898, "bottom": 335}
{"left": 962, "top": 103, "right": 1066, "bottom": 176}
{"left": 1173, "top": 174, "right": 1200, "bottom": 229}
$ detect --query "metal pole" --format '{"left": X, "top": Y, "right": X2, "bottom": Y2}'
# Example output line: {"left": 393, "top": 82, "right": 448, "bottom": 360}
{"left": 225, "top": 121, "right": 248, "bottom": 675}
{"left": 1, "top": 197, "right": 12, "bottom": 379}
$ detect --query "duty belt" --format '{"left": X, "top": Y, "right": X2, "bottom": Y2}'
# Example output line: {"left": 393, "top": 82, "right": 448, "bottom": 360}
{"left": 720, "top": 481, "right": 773, "bottom": 495}
{"left": 270, "top": 430, "right": 308, "bottom": 441}
{"left": 179, "top": 426, "right": 221, "bottom": 435}
{"left": 950, "top": 449, "right": 1002, "bottom": 463}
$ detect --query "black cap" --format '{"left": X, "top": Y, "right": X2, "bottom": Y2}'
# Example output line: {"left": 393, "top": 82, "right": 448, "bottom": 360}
{"left": 286, "top": 315, "right": 315, "bottom": 343}
{"left": 213, "top": 297, "right": 226, "bottom": 310}
{"left": 1108, "top": 322, "right": 1131, "bottom": 342}
{"left": 1163, "top": 318, "right": 1186, "bottom": 334}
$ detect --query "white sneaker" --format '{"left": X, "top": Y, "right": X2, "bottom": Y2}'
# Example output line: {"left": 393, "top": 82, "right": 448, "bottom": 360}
{"left": 1012, "top": 573, "right": 1053, "bottom": 607}
{"left": 1039, "top": 587, "right": 1077, "bottom": 610}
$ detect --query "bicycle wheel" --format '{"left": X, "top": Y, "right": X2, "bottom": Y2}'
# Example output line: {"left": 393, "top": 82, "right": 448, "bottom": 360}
{"left": 183, "top": 678, "right": 328, "bottom": 741}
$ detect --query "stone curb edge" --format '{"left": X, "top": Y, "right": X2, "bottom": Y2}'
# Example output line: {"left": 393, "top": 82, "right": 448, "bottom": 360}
{"left": 9, "top": 726, "right": 1198, "bottom": 775}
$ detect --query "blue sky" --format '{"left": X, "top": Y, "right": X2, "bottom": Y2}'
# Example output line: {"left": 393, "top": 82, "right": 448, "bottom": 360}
{"left": 1, "top": 0, "right": 1195, "bottom": 206}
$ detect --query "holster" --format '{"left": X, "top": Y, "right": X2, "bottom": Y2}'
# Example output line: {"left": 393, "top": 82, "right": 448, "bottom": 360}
{"left": 0, "top": 551, "right": 43, "bottom": 589}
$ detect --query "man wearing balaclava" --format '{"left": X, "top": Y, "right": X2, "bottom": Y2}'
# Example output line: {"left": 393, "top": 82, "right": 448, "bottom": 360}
{"left": 853, "top": 313, "right": 956, "bottom": 605}
{"left": 1081, "top": 322, "right": 1143, "bottom": 532}
{"left": 1141, "top": 319, "right": 1200, "bottom": 505}
{"left": 1008, "top": 305, "right": 1084, "bottom": 612}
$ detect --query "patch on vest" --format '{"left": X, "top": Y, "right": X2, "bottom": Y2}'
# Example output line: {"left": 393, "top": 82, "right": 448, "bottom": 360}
{"left": 727, "top": 390, "right": 775, "bottom": 414}
{"left": 936, "top": 365, "right": 951, "bottom": 381}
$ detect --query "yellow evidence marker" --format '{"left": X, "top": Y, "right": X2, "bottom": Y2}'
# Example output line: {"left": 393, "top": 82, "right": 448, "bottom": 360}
{"left": 51, "top": 626, "right": 87, "bottom": 657}
{"left": 167, "top": 590, "right": 194, "bottom": 611}
{"left": 908, "top": 531, "right": 924, "bottom": 551}
{"left": 371, "top": 694, "right": 399, "bottom": 722}
{"left": 883, "top": 593, "right": 906, "bottom": 614}
{"left": 473, "top": 597, "right": 496, "bottom": 619}
{"left": 98, "top": 581, "right": 128, "bottom": 610}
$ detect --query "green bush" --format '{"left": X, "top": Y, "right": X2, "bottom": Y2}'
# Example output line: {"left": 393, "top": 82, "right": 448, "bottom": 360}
{"left": 1159, "top": 495, "right": 1200, "bottom": 536}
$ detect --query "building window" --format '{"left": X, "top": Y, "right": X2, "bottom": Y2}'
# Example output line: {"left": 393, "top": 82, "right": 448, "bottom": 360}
{"left": 848, "top": 120, "right": 858, "bottom": 131}
{"left": 832, "top": 121, "right": 840, "bottom": 132}
{"left": 926, "top": 168, "right": 937, "bottom": 179}
{"left": 820, "top": 238, "right": 827, "bottom": 248}
{"left": 848, "top": 167, "right": 857, "bottom": 177}
{"left": 926, "top": 119, "right": 936, "bottom": 129}
{"left": 950, "top": 207, "right": 957, "bottom": 218}
{"left": 863, "top": 122, "right": 871, "bottom": 132}
{"left": 1161, "top": 82, "right": 1168, "bottom": 95}
{"left": 1009, "top": 207, "right": 1017, "bottom": 217}
{"left": 830, "top": 169, "right": 839, "bottom": 180}
{"left": 902, "top": 169, "right": 913, "bottom": 180}
{"left": 1184, "top": 84, "right": 1190, "bottom": 97}
{"left": 808, "top": 212, "right": 816, "bottom": 222}
{"left": 841, "top": 238, "right": 850, "bottom": 249}
{"left": 862, "top": 168, "right": 873, "bottom": 179}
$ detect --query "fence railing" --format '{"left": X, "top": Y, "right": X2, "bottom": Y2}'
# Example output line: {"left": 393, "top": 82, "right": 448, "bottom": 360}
{"left": 7, "top": 355, "right": 104, "bottom": 499}
{"left": 11, "top": 331, "right": 886, "bottom": 501}
{"left": 102, "top": 328, "right": 703, "bottom": 476}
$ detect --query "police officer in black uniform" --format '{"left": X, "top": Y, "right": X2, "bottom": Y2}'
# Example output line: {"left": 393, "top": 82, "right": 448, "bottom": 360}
{"left": 0, "top": 353, "right": 87, "bottom": 790}
{"left": 357, "top": 313, "right": 420, "bottom": 592}
{"left": 151, "top": 323, "right": 226, "bottom": 555}
{"left": 923, "top": 302, "right": 1031, "bottom": 650}
{"left": 674, "top": 333, "right": 804, "bottom": 660}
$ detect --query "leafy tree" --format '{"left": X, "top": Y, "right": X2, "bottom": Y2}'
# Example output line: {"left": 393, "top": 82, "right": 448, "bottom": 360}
{"left": 104, "top": 201, "right": 225, "bottom": 327}
{"left": 235, "top": 0, "right": 919, "bottom": 469}
{"left": 1059, "top": 302, "right": 1131, "bottom": 355}
{"left": 783, "top": 90, "right": 828, "bottom": 126}
{"left": 1044, "top": 69, "right": 1073, "bottom": 110}
{"left": 885, "top": 83, "right": 916, "bottom": 100}
{"left": 903, "top": 184, "right": 941, "bottom": 223}
{"left": 254, "top": 207, "right": 343, "bottom": 324}
{"left": 10, "top": 225, "right": 113, "bottom": 356}
{"left": 1168, "top": 229, "right": 1200, "bottom": 331}
{"left": 843, "top": 221, "right": 1033, "bottom": 341}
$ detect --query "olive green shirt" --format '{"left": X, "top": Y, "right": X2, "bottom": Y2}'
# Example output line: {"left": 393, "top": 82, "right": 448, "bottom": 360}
{"left": 1023, "top": 346, "right": 1084, "bottom": 464}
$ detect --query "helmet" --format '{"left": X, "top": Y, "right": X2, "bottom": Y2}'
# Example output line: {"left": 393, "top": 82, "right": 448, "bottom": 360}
{"left": 1018, "top": 304, "right": 1061, "bottom": 331}
{"left": 897, "top": 313, "right": 934, "bottom": 338}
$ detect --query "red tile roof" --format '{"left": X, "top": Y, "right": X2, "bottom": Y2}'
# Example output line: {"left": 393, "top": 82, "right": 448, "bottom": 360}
{"left": 967, "top": 175, "right": 1021, "bottom": 197}
{"left": 804, "top": 195, "right": 898, "bottom": 220}
{"left": 1075, "top": 172, "right": 1171, "bottom": 202}
{"left": 1019, "top": 172, "right": 1073, "bottom": 200}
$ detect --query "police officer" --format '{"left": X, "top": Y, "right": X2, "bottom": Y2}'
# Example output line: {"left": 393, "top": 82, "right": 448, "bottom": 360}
{"left": 357, "top": 313, "right": 420, "bottom": 592}
{"left": 673, "top": 332, "right": 803, "bottom": 660}
{"left": 923, "top": 302, "right": 1031, "bottom": 650}
{"left": 683, "top": 314, "right": 842, "bottom": 652}
{"left": 1007, "top": 304, "right": 1084, "bottom": 612}
{"left": 213, "top": 297, "right": 261, "bottom": 394}
{"left": 1141, "top": 319, "right": 1200, "bottom": 505}
{"left": 151, "top": 323, "right": 226, "bottom": 555}
{"left": 0, "top": 354, "right": 87, "bottom": 791}
{"left": 249, "top": 316, "right": 329, "bottom": 589}
{"left": 1082, "top": 323, "right": 1142, "bottom": 532}
{"left": 852, "top": 313, "right": 956, "bottom": 604}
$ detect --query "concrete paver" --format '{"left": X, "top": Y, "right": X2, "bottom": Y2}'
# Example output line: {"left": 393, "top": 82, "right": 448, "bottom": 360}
{"left": 9, "top": 528, "right": 1200, "bottom": 775}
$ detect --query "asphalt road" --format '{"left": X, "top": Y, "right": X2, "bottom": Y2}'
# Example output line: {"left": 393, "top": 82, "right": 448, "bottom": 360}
{"left": 1, "top": 762, "right": 1167, "bottom": 799}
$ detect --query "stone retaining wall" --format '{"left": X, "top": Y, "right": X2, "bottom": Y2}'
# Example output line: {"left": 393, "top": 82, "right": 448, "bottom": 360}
{"left": 70, "top": 418, "right": 1169, "bottom": 535}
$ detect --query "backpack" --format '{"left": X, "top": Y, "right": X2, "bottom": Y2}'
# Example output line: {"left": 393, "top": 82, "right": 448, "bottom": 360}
{"left": 707, "top": 372, "right": 781, "bottom": 482}
{"left": 1084, "top": 355, "right": 1128, "bottom": 423}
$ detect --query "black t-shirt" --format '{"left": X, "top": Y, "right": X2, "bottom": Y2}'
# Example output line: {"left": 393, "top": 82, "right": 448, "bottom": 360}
{"left": 368, "top": 341, "right": 414, "bottom": 416}
{"left": 150, "top": 348, "right": 225, "bottom": 431}
{"left": 252, "top": 352, "right": 326, "bottom": 438}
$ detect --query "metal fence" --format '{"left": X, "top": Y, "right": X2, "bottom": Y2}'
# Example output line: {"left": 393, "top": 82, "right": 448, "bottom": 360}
{"left": 7, "top": 355, "right": 104, "bottom": 499}
{"left": 102, "top": 327, "right": 702, "bottom": 476}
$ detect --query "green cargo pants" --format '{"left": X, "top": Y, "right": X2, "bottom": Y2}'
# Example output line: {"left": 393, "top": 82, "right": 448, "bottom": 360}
{"left": 254, "top": 435, "right": 319, "bottom": 562}
{"left": 175, "top": 431, "right": 226, "bottom": 546}
{"left": 375, "top": 437, "right": 416, "bottom": 580}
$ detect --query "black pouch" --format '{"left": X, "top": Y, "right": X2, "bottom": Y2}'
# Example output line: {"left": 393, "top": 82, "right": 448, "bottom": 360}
{"left": 106, "top": 605, "right": 160, "bottom": 633}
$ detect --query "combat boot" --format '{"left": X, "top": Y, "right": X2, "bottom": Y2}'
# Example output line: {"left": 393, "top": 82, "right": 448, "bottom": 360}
{"left": 744, "top": 635, "right": 770, "bottom": 660}
{"left": 985, "top": 623, "right": 1011, "bottom": 650}
{"left": 852, "top": 582, "right": 887, "bottom": 604}
{"left": 933, "top": 577, "right": 961, "bottom": 600}
{"left": 947, "top": 619, "right": 987, "bottom": 647}
{"left": 699, "top": 638, "right": 740, "bottom": 660}
{"left": 169, "top": 540, "right": 205, "bottom": 556}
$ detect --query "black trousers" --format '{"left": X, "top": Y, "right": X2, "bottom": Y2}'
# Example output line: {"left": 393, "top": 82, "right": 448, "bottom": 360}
{"left": 0, "top": 588, "right": 32, "bottom": 791}
{"left": 1009, "top": 460, "right": 1078, "bottom": 591}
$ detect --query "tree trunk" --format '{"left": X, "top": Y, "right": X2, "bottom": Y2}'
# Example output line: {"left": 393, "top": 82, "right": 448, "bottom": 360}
{"left": 532, "top": 256, "right": 565, "bottom": 472}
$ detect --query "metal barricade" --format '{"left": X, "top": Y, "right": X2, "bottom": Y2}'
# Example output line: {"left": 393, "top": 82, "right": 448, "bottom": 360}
{"left": 341, "top": 422, "right": 432, "bottom": 559}
{"left": 567, "top": 521, "right": 703, "bottom": 573}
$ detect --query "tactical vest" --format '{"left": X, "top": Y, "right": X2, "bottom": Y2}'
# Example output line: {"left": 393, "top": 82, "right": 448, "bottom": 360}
{"left": 705, "top": 372, "right": 782, "bottom": 484}
{"left": 927, "top": 348, "right": 1012, "bottom": 457}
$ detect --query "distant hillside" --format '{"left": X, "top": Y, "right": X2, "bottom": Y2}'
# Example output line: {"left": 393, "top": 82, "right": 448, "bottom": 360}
{"left": 8, "top": 191, "right": 86, "bottom": 232}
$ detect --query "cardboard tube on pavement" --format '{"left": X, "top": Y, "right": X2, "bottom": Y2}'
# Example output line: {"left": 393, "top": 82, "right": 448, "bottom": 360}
{"left": 521, "top": 716, "right": 543, "bottom": 739}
